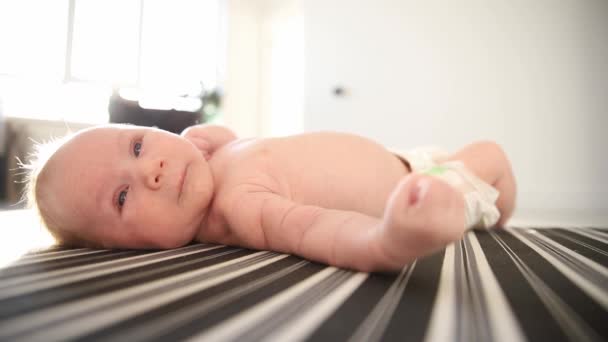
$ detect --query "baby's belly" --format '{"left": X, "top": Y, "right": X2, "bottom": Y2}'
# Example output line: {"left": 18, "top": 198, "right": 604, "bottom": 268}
{"left": 293, "top": 166, "right": 405, "bottom": 217}
{"left": 277, "top": 136, "right": 409, "bottom": 217}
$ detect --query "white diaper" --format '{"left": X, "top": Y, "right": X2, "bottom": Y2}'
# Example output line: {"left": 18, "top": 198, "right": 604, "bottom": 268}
{"left": 396, "top": 147, "right": 501, "bottom": 230}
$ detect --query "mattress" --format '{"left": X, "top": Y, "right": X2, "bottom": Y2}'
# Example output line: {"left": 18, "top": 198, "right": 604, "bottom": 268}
{"left": 0, "top": 228, "right": 606, "bottom": 341}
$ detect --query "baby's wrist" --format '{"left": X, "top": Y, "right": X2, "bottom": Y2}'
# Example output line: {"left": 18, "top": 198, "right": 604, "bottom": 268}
{"left": 367, "top": 227, "right": 409, "bottom": 272}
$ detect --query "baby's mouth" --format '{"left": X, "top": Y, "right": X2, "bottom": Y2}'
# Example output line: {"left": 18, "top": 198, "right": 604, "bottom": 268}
{"left": 178, "top": 163, "right": 189, "bottom": 200}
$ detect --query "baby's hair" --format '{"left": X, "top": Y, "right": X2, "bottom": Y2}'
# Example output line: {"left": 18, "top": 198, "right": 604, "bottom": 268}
{"left": 20, "top": 133, "right": 99, "bottom": 248}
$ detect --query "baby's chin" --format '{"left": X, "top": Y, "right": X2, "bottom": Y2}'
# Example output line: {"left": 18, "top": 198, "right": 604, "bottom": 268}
{"left": 148, "top": 230, "right": 197, "bottom": 249}
{"left": 111, "top": 227, "right": 197, "bottom": 250}
{"left": 152, "top": 239, "right": 190, "bottom": 250}
{"left": 120, "top": 237, "right": 190, "bottom": 250}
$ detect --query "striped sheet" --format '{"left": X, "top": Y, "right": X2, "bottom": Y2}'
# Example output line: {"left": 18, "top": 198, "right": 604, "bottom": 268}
{"left": 0, "top": 228, "right": 606, "bottom": 342}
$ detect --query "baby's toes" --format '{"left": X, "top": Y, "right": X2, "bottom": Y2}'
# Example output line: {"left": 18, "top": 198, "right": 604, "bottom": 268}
{"left": 382, "top": 174, "right": 466, "bottom": 257}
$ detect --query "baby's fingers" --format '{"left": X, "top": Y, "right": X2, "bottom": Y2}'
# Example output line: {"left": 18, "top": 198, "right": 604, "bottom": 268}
{"left": 185, "top": 135, "right": 211, "bottom": 159}
{"left": 186, "top": 135, "right": 209, "bottom": 149}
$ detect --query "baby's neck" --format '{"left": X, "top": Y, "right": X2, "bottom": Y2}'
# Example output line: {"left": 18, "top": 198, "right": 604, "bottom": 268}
{"left": 195, "top": 203, "right": 231, "bottom": 244}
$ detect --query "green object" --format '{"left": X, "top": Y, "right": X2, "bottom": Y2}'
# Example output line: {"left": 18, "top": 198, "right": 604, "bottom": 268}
{"left": 423, "top": 165, "right": 448, "bottom": 176}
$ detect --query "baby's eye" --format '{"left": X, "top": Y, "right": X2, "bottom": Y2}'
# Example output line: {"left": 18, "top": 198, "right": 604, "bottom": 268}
{"left": 118, "top": 188, "right": 128, "bottom": 209}
{"left": 133, "top": 141, "right": 142, "bottom": 157}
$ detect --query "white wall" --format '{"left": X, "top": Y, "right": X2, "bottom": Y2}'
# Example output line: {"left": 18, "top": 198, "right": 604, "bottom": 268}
{"left": 258, "top": 0, "right": 304, "bottom": 137}
{"left": 302, "top": 0, "right": 608, "bottom": 221}
{"left": 223, "top": 0, "right": 304, "bottom": 138}
{"left": 222, "top": 0, "right": 262, "bottom": 137}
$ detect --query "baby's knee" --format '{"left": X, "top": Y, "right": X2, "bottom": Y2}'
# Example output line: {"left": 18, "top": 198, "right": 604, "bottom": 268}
{"left": 470, "top": 140, "right": 505, "bottom": 159}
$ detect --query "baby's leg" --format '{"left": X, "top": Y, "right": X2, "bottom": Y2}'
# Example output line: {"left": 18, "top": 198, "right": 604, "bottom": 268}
{"left": 378, "top": 173, "right": 467, "bottom": 264}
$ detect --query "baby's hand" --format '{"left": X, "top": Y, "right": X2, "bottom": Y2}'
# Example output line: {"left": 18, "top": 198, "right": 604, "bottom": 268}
{"left": 377, "top": 173, "right": 467, "bottom": 266}
{"left": 181, "top": 124, "right": 237, "bottom": 159}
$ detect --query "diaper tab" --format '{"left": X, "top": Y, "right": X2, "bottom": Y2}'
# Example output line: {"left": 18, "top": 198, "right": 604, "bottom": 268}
{"left": 421, "top": 161, "right": 501, "bottom": 230}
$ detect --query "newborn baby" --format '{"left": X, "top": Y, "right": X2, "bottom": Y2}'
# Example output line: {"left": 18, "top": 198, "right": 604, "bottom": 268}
{"left": 26, "top": 124, "right": 516, "bottom": 272}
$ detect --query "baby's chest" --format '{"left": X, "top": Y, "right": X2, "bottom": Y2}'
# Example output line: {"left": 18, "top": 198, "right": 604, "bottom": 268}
{"left": 223, "top": 151, "right": 402, "bottom": 218}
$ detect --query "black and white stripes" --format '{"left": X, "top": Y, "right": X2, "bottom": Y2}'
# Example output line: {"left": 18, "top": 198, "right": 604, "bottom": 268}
{"left": 0, "top": 228, "right": 606, "bottom": 341}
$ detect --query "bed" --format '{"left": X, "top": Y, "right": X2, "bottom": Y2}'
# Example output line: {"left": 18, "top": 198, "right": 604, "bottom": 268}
{"left": 0, "top": 209, "right": 606, "bottom": 341}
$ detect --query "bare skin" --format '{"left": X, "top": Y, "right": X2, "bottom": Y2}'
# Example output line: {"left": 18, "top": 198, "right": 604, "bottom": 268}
{"left": 188, "top": 126, "right": 515, "bottom": 272}
{"left": 41, "top": 124, "right": 516, "bottom": 272}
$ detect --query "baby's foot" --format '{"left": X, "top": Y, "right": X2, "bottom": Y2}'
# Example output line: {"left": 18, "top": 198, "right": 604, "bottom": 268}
{"left": 378, "top": 173, "right": 466, "bottom": 266}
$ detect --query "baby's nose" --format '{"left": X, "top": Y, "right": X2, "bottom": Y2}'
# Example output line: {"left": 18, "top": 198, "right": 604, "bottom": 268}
{"left": 143, "top": 159, "right": 165, "bottom": 189}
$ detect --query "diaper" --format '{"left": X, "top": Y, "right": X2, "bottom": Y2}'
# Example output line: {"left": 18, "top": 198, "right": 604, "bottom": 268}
{"left": 396, "top": 147, "right": 501, "bottom": 230}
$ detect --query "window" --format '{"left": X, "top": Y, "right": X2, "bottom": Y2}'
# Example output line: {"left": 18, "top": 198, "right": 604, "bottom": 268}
{"left": 0, "top": 0, "right": 224, "bottom": 123}
{"left": 0, "top": 0, "right": 68, "bottom": 80}
{"left": 70, "top": 0, "right": 142, "bottom": 85}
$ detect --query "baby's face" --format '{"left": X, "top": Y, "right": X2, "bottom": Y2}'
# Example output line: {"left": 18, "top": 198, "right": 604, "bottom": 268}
{"left": 45, "top": 125, "right": 213, "bottom": 249}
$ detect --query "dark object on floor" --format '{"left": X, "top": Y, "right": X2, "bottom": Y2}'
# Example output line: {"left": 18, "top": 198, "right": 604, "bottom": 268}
{"left": 0, "top": 154, "right": 6, "bottom": 203}
{"left": 108, "top": 90, "right": 201, "bottom": 134}
{"left": 0, "top": 228, "right": 606, "bottom": 341}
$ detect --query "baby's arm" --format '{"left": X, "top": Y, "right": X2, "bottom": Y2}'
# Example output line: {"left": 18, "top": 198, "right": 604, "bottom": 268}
{"left": 225, "top": 191, "right": 438, "bottom": 272}
{"left": 181, "top": 124, "right": 237, "bottom": 159}
{"left": 445, "top": 141, "right": 516, "bottom": 226}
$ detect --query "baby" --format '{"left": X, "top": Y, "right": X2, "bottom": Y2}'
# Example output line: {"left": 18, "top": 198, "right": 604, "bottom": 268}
{"left": 25, "top": 124, "right": 516, "bottom": 272}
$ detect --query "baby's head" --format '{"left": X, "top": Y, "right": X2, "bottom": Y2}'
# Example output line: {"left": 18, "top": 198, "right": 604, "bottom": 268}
{"left": 26, "top": 124, "right": 214, "bottom": 249}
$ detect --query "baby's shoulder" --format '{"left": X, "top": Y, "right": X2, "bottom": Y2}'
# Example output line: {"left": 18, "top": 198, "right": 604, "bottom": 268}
{"left": 212, "top": 139, "right": 289, "bottom": 201}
